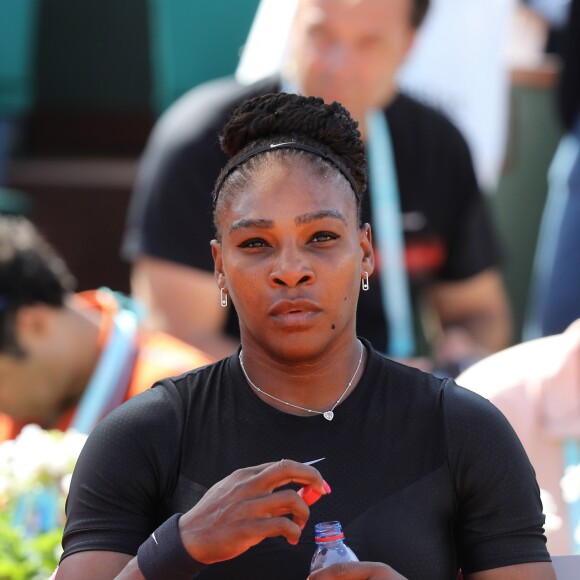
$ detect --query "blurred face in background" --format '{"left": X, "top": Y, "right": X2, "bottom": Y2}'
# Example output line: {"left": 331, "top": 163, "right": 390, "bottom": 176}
{"left": 0, "top": 306, "right": 82, "bottom": 424}
{"left": 290, "top": 0, "right": 417, "bottom": 131}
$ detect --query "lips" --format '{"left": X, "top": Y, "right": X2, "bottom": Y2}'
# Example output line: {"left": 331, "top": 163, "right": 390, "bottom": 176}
{"left": 268, "top": 299, "right": 322, "bottom": 319}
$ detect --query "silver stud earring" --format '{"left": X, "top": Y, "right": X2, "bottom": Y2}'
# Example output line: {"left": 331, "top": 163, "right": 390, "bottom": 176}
{"left": 362, "top": 271, "right": 369, "bottom": 291}
{"left": 220, "top": 288, "right": 228, "bottom": 307}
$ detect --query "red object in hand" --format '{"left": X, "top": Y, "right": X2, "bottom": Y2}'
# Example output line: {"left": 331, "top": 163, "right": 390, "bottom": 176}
{"left": 298, "top": 480, "right": 332, "bottom": 505}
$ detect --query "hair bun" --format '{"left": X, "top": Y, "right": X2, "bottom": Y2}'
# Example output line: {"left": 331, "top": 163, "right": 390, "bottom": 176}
{"left": 220, "top": 92, "right": 366, "bottom": 194}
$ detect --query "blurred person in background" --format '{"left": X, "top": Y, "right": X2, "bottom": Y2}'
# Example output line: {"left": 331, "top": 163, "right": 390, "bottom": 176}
{"left": 0, "top": 215, "right": 213, "bottom": 441}
{"left": 457, "top": 317, "right": 580, "bottom": 556}
{"left": 524, "top": 0, "right": 580, "bottom": 340}
{"left": 122, "top": 0, "right": 512, "bottom": 374}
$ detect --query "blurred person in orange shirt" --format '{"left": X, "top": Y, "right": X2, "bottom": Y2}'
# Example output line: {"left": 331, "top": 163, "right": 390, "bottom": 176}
{"left": 0, "top": 215, "right": 213, "bottom": 441}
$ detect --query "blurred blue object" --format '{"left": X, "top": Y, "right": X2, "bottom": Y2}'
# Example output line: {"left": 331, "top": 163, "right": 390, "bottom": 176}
{"left": 147, "top": 0, "right": 260, "bottom": 114}
{"left": 0, "top": 186, "right": 33, "bottom": 215}
{"left": 0, "top": 0, "right": 40, "bottom": 116}
{"left": 0, "top": 0, "right": 40, "bottom": 185}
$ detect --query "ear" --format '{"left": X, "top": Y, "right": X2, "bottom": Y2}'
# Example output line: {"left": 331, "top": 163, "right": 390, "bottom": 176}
{"left": 14, "top": 304, "right": 55, "bottom": 352}
{"left": 359, "top": 223, "right": 375, "bottom": 277}
{"left": 210, "top": 239, "right": 225, "bottom": 288}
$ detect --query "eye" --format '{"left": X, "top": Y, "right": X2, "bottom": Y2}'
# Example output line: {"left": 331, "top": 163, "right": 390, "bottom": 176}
{"left": 311, "top": 231, "right": 339, "bottom": 243}
{"left": 239, "top": 238, "right": 269, "bottom": 249}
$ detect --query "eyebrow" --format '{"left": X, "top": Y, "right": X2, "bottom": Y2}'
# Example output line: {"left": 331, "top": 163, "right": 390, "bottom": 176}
{"left": 230, "top": 210, "right": 346, "bottom": 233}
{"left": 295, "top": 209, "right": 346, "bottom": 225}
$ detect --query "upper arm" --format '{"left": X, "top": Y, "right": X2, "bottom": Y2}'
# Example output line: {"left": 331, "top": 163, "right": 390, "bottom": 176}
{"left": 445, "top": 382, "right": 550, "bottom": 573}
{"left": 426, "top": 268, "right": 511, "bottom": 351}
{"left": 465, "top": 561, "right": 556, "bottom": 579}
{"left": 131, "top": 256, "right": 238, "bottom": 358}
{"left": 428, "top": 269, "right": 509, "bottom": 322}
{"left": 56, "top": 552, "right": 135, "bottom": 580}
{"left": 62, "top": 388, "right": 181, "bottom": 561}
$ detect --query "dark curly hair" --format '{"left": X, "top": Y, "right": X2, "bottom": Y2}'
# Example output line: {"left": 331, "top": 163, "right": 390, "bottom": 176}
{"left": 212, "top": 92, "right": 367, "bottom": 234}
{"left": 0, "top": 216, "right": 76, "bottom": 355}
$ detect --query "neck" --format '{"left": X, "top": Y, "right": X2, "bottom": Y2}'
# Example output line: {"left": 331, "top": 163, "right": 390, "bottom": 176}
{"left": 239, "top": 338, "right": 366, "bottom": 416}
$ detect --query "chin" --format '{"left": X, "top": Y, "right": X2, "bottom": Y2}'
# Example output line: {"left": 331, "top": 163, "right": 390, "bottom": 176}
{"left": 264, "top": 333, "right": 337, "bottom": 364}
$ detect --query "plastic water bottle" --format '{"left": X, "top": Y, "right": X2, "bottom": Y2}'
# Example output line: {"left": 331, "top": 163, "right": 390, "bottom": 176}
{"left": 310, "top": 520, "right": 359, "bottom": 572}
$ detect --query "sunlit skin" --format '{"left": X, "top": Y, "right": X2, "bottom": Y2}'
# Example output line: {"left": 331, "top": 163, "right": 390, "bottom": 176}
{"left": 0, "top": 303, "right": 99, "bottom": 426}
{"left": 0, "top": 353, "right": 61, "bottom": 422}
{"left": 289, "top": 0, "right": 417, "bottom": 135}
{"left": 211, "top": 157, "right": 374, "bottom": 414}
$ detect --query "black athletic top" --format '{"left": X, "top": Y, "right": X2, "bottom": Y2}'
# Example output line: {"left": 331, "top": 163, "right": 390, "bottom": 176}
{"left": 122, "top": 77, "right": 501, "bottom": 354}
{"left": 62, "top": 340, "right": 549, "bottom": 579}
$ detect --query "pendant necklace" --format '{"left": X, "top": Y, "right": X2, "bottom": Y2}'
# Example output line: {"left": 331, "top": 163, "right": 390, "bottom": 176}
{"left": 238, "top": 340, "right": 364, "bottom": 421}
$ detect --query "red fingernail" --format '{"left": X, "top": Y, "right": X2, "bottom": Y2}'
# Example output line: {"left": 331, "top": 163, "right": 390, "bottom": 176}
{"left": 322, "top": 480, "right": 331, "bottom": 494}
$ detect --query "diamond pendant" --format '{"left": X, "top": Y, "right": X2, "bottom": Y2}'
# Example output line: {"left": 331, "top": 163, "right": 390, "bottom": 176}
{"left": 323, "top": 411, "right": 334, "bottom": 421}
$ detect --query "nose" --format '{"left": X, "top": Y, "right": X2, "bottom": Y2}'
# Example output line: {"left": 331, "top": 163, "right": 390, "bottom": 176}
{"left": 322, "top": 41, "right": 353, "bottom": 75}
{"left": 269, "top": 244, "right": 314, "bottom": 288}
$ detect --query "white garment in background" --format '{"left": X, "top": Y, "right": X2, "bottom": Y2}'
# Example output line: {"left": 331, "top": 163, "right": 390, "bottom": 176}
{"left": 398, "top": 0, "right": 517, "bottom": 192}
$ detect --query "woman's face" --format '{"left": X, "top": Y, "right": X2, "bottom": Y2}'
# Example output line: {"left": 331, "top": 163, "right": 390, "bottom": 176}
{"left": 212, "top": 157, "right": 373, "bottom": 361}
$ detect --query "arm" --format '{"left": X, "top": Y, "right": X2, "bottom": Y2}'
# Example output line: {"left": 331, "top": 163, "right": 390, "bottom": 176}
{"left": 466, "top": 562, "right": 555, "bottom": 579}
{"left": 57, "top": 460, "right": 328, "bottom": 579}
{"left": 305, "top": 560, "right": 556, "bottom": 579}
{"left": 424, "top": 268, "right": 512, "bottom": 369}
{"left": 131, "top": 256, "right": 239, "bottom": 359}
{"left": 56, "top": 552, "right": 136, "bottom": 579}
{"left": 446, "top": 381, "right": 552, "bottom": 575}
{"left": 122, "top": 87, "right": 236, "bottom": 360}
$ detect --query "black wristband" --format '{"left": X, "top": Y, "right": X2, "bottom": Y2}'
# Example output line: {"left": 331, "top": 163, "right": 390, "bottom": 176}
{"left": 137, "top": 513, "right": 206, "bottom": 579}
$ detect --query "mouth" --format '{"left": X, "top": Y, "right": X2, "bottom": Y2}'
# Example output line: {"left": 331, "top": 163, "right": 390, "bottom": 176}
{"left": 268, "top": 299, "right": 322, "bottom": 326}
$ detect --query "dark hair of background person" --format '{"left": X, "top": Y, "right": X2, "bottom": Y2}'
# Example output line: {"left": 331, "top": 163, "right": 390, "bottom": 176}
{"left": 0, "top": 216, "right": 76, "bottom": 356}
{"left": 411, "top": 0, "right": 430, "bottom": 28}
{"left": 212, "top": 93, "right": 367, "bottom": 234}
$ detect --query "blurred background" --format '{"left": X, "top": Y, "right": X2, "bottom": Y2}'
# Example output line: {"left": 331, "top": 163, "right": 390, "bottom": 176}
{"left": 0, "top": 0, "right": 568, "bottom": 344}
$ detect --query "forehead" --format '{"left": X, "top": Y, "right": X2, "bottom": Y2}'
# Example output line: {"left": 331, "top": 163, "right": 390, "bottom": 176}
{"left": 221, "top": 156, "right": 357, "bottom": 227}
{"left": 296, "top": 0, "right": 412, "bottom": 34}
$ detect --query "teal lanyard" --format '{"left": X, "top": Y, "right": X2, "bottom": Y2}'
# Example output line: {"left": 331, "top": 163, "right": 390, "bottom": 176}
{"left": 564, "top": 439, "right": 580, "bottom": 553}
{"left": 366, "top": 109, "right": 415, "bottom": 358}
{"left": 70, "top": 299, "right": 139, "bottom": 434}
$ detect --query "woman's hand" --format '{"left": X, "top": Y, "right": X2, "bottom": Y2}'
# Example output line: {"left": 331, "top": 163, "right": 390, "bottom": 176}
{"left": 178, "top": 459, "right": 328, "bottom": 564}
{"left": 308, "top": 561, "right": 407, "bottom": 579}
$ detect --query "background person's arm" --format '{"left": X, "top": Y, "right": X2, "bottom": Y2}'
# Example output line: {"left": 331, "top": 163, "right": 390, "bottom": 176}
{"left": 424, "top": 268, "right": 512, "bottom": 370}
{"left": 131, "top": 255, "right": 239, "bottom": 360}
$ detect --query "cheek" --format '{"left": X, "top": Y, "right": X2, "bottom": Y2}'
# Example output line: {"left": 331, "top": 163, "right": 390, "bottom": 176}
{"left": 332, "top": 259, "right": 362, "bottom": 300}
{"left": 225, "top": 265, "right": 263, "bottom": 309}
{"left": 0, "top": 373, "right": 26, "bottom": 411}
